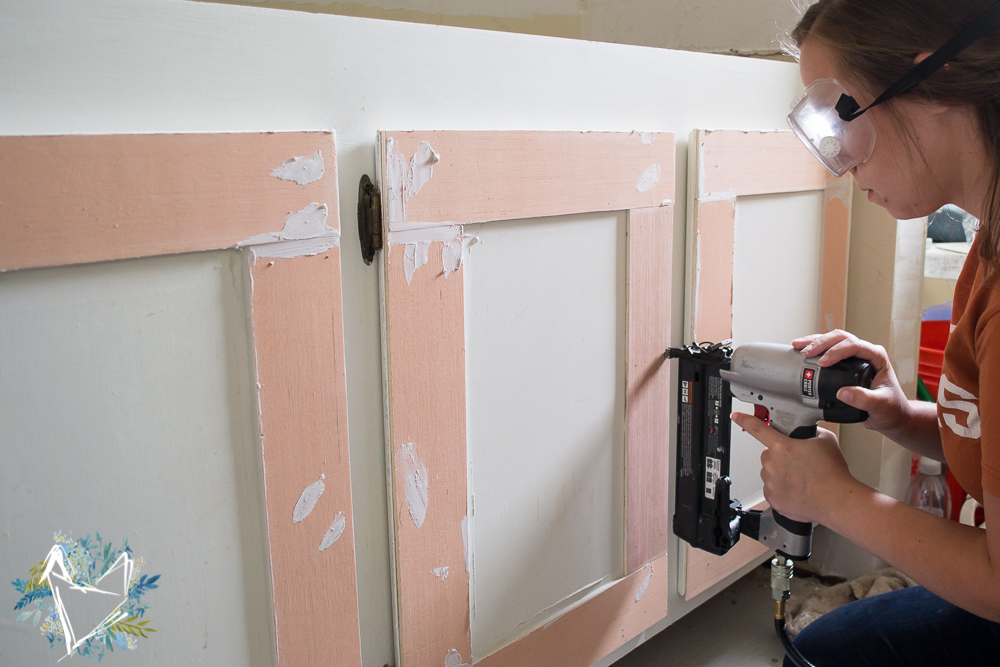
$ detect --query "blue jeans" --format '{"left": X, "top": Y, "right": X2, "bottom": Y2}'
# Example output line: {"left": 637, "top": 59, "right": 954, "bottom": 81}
{"left": 786, "top": 586, "right": 1000, "bottom": 667}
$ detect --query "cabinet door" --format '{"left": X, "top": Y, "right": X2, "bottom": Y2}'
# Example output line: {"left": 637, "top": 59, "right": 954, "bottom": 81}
{"left": 680, "top": 129, "right": 852, "bottom": 600}
{"left": 0, "top": 133, "right": 361, "bottom": 667}
{"left": 378, "top": 131, "right": 674, "bottom": 667}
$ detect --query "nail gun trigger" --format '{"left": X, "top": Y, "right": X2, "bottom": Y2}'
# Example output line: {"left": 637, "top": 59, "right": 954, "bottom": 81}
{"left": 754, "top": 404, "right": 770, "bottom": 425}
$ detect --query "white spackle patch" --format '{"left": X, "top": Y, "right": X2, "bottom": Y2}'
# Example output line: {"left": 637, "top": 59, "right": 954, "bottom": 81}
{"left": 444, "top": 649, "right": 471, "bottom": 667}
{"left": 825, "top": 176, "right": 852, "bottom": 207}
{"left": 442, "top": 238, "right": 463, "bottom": 277}
{"left": 388, "top": 225, "right": 462, "bottom": 245}
{"left": 635, "top": 566, "right": 653, "bottom": 602}
{"left": 636, "top": 164, "right": 661, "bottom": 193}
{"left": 292, "top": 473, "right": 325, "bottom": 524}
{"left": 319, "top": 512, "right": 346, "bottom": 551}
{"left": 403, "top": 241, "right": 431, "bottom": 285}
{"left": 270, "top": 150, "right": 325, "bottom": 186}
{"left": 431, "top": 566, "right": 450, "bottom": 581}
{"left": 406, "top": 141, "right": 438, "bottom": 204}
{"left": 400, "top": 442, "right": 429, "bottom": 528}
{"left": 639, "top": 132, "right": 655, "bottom": 145}
{"left": 461, "top": 516, "right": 470, "bottom": 573}
{"left": 386, "top": 137, "right": 407, "bottom": 223}
{"left": 238, "top": 203, "right": 340, "bottom": 259}
{"left": 385, "top": 138, "right": 439, "bottom": 224}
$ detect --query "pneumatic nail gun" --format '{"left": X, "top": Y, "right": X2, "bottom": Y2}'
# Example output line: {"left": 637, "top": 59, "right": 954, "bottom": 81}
{"left": 666, "top": 341, "right": 875, "bottom": 560}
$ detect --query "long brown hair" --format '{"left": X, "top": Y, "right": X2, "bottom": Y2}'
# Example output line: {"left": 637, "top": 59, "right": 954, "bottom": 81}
{"left": 790, "top": 0, "right": 1000, "bottom": 270}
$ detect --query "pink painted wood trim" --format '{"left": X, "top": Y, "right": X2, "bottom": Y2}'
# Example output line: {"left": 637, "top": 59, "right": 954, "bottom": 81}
{"left": 0, "top": 131, "right": 361, "bottom": 665}
{"left": 691, "top": 199, "right": 736, "bottom": 343}
{"left": 819, "top": 179, "right": 853, "bottom": 333}
{"left": 379, "top": 131, "right": 675, "bottom": 228}
{"left": 685, "top": 130, "right": 853, "bottom": 600}
{"left": 381, "top": 131, "right": 678, "bottom": 667}
{"left": 250, "top": 251, "right": 362, "bottom": 666}
{"left": 0, "top": 132, "right": 337, "bottom": 271}
{"left": 684, "top": 502, "right": 770, "bottom": 601}
{"left": 383, "top": 239, "right": 471, "bottom": 667}
{"left": 695, "top": 129, "right": 829, "bottom": 199}
{"left": 476, "top": 555, "right": 667, "bottom": 667}
{"left": 626, "top": 206, "right": 674, "bottom": 574}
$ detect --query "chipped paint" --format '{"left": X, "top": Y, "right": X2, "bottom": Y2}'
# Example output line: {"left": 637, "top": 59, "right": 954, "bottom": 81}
{"left": 400, "top": 442, "right": 429, "bottom": 529}
{"left": 270, "top": 150, "right": 324, "bottom": 186}
{"left": 639, "top": 132, "right": 655, "bottom": 145}
{"left": 431, "top": 566, "right": 450, "bottom": 581}
{"left": 634, "top": 566, "right": 653, "bottom": 602}
{"left": 635, "top": 164, "right": 661, "bottom": 193}
{"left": 319, "top": 512, "right": 346, "bottom": 551}
{"left": 238, "top": 202, "right": 340, "bottom": 260}
{"left": 292, "top": 473, "right": 325, "bottom": 524}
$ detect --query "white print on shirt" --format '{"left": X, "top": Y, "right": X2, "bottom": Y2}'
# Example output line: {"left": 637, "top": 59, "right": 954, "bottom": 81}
{"left": 937, "top": 373, "right": 982, "bottom": 439}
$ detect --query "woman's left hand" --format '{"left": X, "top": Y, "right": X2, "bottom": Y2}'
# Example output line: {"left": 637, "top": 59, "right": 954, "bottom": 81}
{"left": 731, "top": 412, "right": 858, "bottom": 525}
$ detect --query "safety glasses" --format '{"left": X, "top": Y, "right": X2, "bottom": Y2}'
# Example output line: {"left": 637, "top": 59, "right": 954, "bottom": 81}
{"left": 788, "top": 1, "right": 1000, "bottom": 177}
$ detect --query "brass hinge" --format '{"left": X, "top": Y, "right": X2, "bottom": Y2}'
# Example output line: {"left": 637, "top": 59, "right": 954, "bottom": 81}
{"left": 357, "top": 174, "right": 383, "bottom": 265}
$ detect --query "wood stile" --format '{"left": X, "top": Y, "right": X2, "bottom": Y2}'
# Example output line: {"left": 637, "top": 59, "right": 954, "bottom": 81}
{"left": 0, "top": 132, "right": 362, "bottom": 666}
{"left": 378, "top": 131, "right": 674, "bottom": 667}
{"left": 682, "top": 129, "right": 853, "bottom": 601}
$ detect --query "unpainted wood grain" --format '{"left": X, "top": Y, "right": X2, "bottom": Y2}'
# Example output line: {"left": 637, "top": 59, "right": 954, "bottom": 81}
{"left": 819, "top": 182, "right": 852, "bottom": 333}
{"left": 477, "top": 555, "right": 667, "bottom": 667}
{"left": 380, "top": 131, "right": 675, "bottom": 227}
{"left": 691, "top": 199, "right": 736, "bottom": 343}
{"left": 380, "top": 130, "right": 677, "bottom": 667}
{"left": 250, "top": 250, "right": 362, "bottom": 666}
{"left": 696, "top": 129, "right": 829, "bottom": 199}
{"left": 685, "top": 130, "right": 853, "bottom": 601}
{"left": 383, "top": 240, "right": 471, "bottom": 667}
{"left": 626, "top": 206, "right": 674, "bottom": 574}
{"left": 0, "top": 132, "right": 337, "bottom": 271}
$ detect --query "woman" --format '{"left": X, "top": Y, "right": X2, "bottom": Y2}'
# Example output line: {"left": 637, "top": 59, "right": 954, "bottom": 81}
{"left": 734, "top": 1, "right": 1000, "bottom": 664}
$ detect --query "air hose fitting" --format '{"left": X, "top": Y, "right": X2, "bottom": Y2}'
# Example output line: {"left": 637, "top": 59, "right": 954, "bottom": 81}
{"left": 771, "top": 555, "right": 817, "bottom": 667}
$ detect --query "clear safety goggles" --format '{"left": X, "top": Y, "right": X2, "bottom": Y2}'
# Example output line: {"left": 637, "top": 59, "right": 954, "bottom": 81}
{"left": 787, "top": 1, "right": 1000, "bottom": 178}
{"left": 788, "top": 78, "right": 875, "bottom": 178}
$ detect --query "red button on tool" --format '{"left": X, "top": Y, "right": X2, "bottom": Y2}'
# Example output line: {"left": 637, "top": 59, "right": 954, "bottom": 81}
{"left": 754, "top": 404, "right": 770, "bottom": 424}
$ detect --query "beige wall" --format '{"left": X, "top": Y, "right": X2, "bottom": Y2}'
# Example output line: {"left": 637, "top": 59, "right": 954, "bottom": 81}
{"left": 194, "top": 0, "right": 803, "bottom": 56}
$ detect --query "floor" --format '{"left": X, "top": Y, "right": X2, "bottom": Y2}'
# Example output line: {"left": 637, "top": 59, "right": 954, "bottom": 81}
{"left": 612, "top": 564, "right": 829, "bottom": 667}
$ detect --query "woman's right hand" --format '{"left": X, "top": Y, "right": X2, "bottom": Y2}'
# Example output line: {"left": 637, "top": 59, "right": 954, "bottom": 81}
{"left": 793, "top": 330, "right": 913, "bottom": 438}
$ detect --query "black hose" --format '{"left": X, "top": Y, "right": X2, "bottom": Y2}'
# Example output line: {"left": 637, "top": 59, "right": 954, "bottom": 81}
{"left": 775, "top": 617, "right": 817, "bottom": 667}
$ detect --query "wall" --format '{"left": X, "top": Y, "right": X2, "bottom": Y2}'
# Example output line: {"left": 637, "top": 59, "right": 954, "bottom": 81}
{"left": 0, "top": 0, "right": 900, "bottom": 664}
{"left": 194, "top": 0, "right": 803, "bottom": 55}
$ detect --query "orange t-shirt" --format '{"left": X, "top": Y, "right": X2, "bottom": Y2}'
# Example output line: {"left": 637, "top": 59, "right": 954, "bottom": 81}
{"left": 940, "top": 236, "right": 1000, "bottom": 502}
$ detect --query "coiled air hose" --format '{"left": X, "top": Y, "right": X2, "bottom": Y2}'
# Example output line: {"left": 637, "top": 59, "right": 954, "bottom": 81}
{"left": 771, "top": 555, "right": 818, "bottom": 667}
